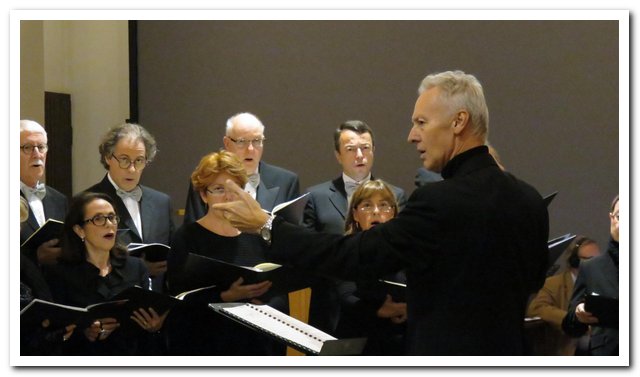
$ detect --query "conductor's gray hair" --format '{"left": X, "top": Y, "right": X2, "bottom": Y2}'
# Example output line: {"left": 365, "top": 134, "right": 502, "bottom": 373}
{"left": 418, "top": 70, "right": 489, "bottom": 141}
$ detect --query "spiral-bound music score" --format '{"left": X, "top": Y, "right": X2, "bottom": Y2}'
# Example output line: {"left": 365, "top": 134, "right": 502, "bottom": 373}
{"left": 209, "top": 302, "right": 366, "bottom": 355}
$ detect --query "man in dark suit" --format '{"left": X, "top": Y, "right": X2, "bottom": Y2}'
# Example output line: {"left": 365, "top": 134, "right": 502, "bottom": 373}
{"left": 302, "top": 120, "right": 407, "bottom": 332}
{"left": 20, "top": 120, "right": 69, "bottom": 266}
{"left": 183, "top": 112, "right": 300, "bottom": 224}
{"left": 562, "top": 195, "right": 619, "bottom": 356}
{"left": 216, "top": 70, "right": 549, "bottom": 355}
{"left": 85, "top": 123, "right": 174, "bottom": 292}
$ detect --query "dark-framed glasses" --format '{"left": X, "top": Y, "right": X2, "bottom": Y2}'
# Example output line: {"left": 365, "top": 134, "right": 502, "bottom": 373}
{"left": 20, "top": 144, "right": 48, "bottom": 154}
{"left": 227, "top": 136, "right": 265, "bottom": 149}
{"left": 84, "top": 213, "right": 120, "bottom": 227}
{"left": 357, "top": 202, "right": 394, "bottom": 213}
{"left": 111, "top": 154, "right": 147, "bottom": 170}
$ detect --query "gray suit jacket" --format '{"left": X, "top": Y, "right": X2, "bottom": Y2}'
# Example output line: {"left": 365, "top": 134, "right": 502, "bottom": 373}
{"left": 183, "top": 161, "right": 300, "bottom": 224}
{"left": 302, "top": 176, "right": 407, "bottom": 235}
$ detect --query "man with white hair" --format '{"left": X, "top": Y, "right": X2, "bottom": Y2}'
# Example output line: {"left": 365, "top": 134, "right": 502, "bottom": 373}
{"left": 20, "top": 120, "right": 68, "bottom": 265}
{"left": 215, "top": 71, "right": 549, "bottom": 355}
{"left": 183, "top": 112, "right": 300, "bottom": 224}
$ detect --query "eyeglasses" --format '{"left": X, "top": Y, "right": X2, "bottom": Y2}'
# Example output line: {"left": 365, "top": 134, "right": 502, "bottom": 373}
{"left": 356, "top": 202, "right": 394, "bottom": 213}
{"left": 83, "top": 213, "right": 120, "bottom": 227}
{"left": 206, "top": 186, "right": 227, "bottom": 196}
{"left": 343, "top": 144, "right": 372, "bottom": 153}
{"left": 20, "top": 144, "right": 49, "bottom": 154}
{"left": 227, "top": 136, "right": 265, "bottom": 149}
{"left": 111, "top": 154, "right": 147, "bottom": 170}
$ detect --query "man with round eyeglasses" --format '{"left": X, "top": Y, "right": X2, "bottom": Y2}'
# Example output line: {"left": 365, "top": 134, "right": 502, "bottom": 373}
{"left": 183, "top": 112, "right": 300, "bottom": 224}
{"left": 20, "top": 119, "right": 69, "bottom": 266}
{"left": 85, "top": 123, "right": 175, "bottom": 293}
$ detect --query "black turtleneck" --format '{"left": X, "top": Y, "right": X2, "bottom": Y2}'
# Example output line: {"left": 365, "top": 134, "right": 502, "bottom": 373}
{"left": 608, "top": 238, "right": 619, "bottom": 268}
{"left": 440, "top": 145, "right": 492, "bottom": 179}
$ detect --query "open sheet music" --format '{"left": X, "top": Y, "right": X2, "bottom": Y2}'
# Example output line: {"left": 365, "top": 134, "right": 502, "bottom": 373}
{"left": 209, "top": 302, "right": 366, "bottom": 355}
{"left": 268, "top": 193, "right": 309, "bottom": 225}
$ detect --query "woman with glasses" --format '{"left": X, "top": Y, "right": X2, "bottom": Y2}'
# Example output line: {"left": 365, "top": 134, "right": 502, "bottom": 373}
{"left": 166, "top": 150, "right": 285, "bottom": 355}
{"left": 43, "top": 192, "right": 168, "bottom": 355}
{"left": 335, "top": 179, "right": 407, "bottom": 355}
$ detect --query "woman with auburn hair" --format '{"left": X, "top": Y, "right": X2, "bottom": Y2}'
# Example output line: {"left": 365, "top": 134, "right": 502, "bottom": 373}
{"left": 166, "top": 150, "right": 285, "bottom": 355}
{"left": 336, "top": 179, "right": 407, "bottom": 355}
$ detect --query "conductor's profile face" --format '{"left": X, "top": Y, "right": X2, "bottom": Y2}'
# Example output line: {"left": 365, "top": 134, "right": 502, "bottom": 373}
{"left": 409, "top": 87, "right": 456, "bottom": 173}
{"left": 106, "top": 137, "right": 147, "bottom": 192}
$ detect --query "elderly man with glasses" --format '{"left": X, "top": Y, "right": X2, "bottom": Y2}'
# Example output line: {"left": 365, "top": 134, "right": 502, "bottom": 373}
{"left": 20, "top": 120, "right": 69, "bottom": 266}
{"left": 183, "top": 112, "right": 300, "bottom": 225}
{"left": 85, "top": 123, "right": 175, "bottom": 293}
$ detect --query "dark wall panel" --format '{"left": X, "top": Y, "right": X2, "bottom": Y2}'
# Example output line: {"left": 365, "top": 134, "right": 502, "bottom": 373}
{"left": 136, "top": 20, "right": 619, "bottom": 246}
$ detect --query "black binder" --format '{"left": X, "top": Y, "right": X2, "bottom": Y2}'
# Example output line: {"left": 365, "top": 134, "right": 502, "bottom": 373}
{"left": 20, "top": 219, "right": 64, "bottom": 249}
{"left": 209, "top": 302, "right": 367, "bottom": 355}
{"left": 543, "top": 191, "right": 558, "bottom": 207}
{"left": 176, "top": 253, "right": 311, "bottom": 300}
{"left": 127, "top": 243, "right": 170, "bottom": 262}
{"left": 584, "top": 293, "right": 619, "bottom": 328}
{"left": 20, "top": 298, "right": 130, "bottom": 329}
{"left": 545, "top": 233, "right": 577, "bottom": 276}
{"left": 376, "top": 279, "right": 407, "bottom": 302}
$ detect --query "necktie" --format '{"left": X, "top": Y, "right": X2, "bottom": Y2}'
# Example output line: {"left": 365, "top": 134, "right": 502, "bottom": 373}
{"left": 27, "top": 182, "right": 47, "bottom": 200}
{"left": 344, "top": 180, "right": 361, "bottom": 199}
{"left": 248, "top": 173, "right": 260, "bottom": 188}
{"left": 116, "top": 186, "right": 142, "bottom": 202}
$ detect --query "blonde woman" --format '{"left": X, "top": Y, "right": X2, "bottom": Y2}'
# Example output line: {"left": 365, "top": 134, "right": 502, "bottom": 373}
{"left": 337, "top": 179, "right": 407, "bottom": 355}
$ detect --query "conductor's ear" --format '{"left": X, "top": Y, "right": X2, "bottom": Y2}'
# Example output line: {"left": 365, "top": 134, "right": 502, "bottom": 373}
{"left": 452, "top": 111, "right": 469, "bottom": 134}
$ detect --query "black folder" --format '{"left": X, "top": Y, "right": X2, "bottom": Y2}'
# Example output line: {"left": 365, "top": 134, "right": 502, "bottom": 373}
{"left": 376, "top": 279, "right": 407, "bottom": 302}
{"left": 127, "top": 243, "right": 170, "bottom": 262}
{"left": 546, "top": 233, "right": 576, "bottom": 276}
{"left": 584, "top": 293, "right": 619, "bottom": 328}
{"left": 269, "top": 193, "right": 309, "bottom": 225}
{"left": 21, "top": 286, "right": 183, "bottom": 330}
{"left": 543, "top": 191, "right": 558, "bottom": 207}
{"left": 176, "top": 253, "right": 311, "bottom": 300}
{"left": 20, "top": 219, "right": 64, "bottom": 249}
{"left": 20, "top": 298, "right": 130, "bottom": 329}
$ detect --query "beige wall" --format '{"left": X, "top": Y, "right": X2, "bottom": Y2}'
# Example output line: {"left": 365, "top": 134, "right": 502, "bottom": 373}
{"left": 20, "top": 21, "right": 44, "bottom": 124}
{"left": 21, "top": 20, "right": 130, "bottom": 193}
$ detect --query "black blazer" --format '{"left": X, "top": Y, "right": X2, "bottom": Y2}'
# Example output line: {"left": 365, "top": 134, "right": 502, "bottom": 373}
{"left": 302, "top": 176, "right": 408, "bottom": 235}
{"left": 20, "top": 185, "right": 68, "bottom": 264}
{"left": 562, "top": 241, "right": 619, "bottom": 356}
{"left": 85, "top": 175, "right": 175, "bottom": 246}
{"left": 267, "top": 146, "right": 549, "bottom": 355}
{"left": 182, "top": 160, "right": 300, "bottom": 224}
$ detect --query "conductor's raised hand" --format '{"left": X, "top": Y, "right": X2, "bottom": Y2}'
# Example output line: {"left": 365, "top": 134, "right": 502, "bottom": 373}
{"left": 211, "top": 179, "right": 269, "bottom": 233}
